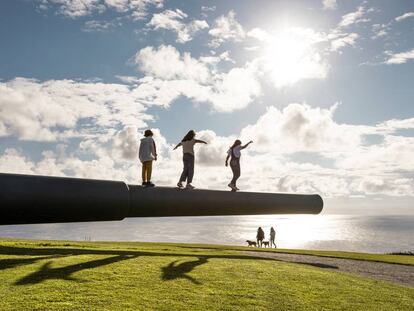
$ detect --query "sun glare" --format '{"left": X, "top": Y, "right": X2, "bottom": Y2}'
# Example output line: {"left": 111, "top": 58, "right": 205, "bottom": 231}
{"left": 262, "top": 28, "right": 327, "bottom": 88}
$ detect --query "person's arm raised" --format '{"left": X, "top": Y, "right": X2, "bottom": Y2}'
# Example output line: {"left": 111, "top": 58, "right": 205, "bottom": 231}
{"left": 241, "top": 140, "right": 253, "bottom": 149}
{"left": 173, "top": 142, "right": 182, "bottom": 150}
{"left": 195, "top": 139, "right": 208, "bottom": 144}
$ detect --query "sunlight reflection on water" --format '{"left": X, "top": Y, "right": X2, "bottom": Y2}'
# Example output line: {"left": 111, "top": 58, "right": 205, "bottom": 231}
{"left": 0, "top": 215, "right": 413, "bottom": 253}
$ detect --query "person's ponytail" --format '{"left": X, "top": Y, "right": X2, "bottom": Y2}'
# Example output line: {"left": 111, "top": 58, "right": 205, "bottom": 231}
{"left": 230, "top": 139, "right": 242, "bottom": 150}
{"left": 182, "top": 130, "right": 195, "bottom": 142}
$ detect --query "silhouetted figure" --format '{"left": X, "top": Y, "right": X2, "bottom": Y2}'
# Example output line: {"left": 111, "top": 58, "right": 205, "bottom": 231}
{"left": 270, "top": 226, "right": 277, "bottom": 248}
{"left": 225, "top": 140, "right": 253, "bottom": 191}
{"left": 139, "top": 129, "right": 157, "bottom": 187}
{"left": 256, "top": 226, "right": 265, "bottom": 247}
{"left": 174, "top": 130, "right": 207, "bottom": 189}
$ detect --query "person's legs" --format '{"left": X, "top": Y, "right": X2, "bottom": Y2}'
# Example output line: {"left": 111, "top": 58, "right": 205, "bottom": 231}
{"left": 179, "top": 154, "right": 190, "bottom": 183}
{"left": 187, "top": 154, "right": 195, "bottom": 184}
{"left": 230, "top": 165, "right": 236, "bottom": 185}
{"left": 146, "top": 161, "right": 153, "bottom": 181}
{"left": 230, "top": 160, "right": 240, "bottom": 186}
{"left": 142, "top": 163, "right": 146, "bottom": 183}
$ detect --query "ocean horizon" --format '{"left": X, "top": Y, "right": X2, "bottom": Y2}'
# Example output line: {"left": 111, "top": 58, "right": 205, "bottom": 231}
{"left": 1, "top": 214, "right": 413, "bottom": 254}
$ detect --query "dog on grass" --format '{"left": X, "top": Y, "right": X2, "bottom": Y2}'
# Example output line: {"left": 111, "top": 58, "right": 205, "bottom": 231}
{"left": 262, "top": 241, "right": 270, "bottom": 248}
{"left": 246, "top": 240, "right": 257, "bottom": 247}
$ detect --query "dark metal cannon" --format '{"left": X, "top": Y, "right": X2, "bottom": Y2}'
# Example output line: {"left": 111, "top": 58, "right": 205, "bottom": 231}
{"left": 0, "top": 173, "right": 323, "bottom": 225}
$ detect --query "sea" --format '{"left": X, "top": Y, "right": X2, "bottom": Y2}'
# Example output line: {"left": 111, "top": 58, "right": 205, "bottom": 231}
{"left": 0, "top": 214, "right": 413, "bottom": 254}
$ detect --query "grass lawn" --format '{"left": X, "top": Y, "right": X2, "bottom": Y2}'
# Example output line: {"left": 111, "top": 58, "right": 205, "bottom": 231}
{"left": 176, "top": 243, "right": 414, "bottom": 266}
{"left": 0, "top": 239, "right": 413, "bottom": 310}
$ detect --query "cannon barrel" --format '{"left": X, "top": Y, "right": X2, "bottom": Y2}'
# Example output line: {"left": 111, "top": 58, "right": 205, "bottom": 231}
{"left": 0, "top": 173, "right": 323, "bottom": 225}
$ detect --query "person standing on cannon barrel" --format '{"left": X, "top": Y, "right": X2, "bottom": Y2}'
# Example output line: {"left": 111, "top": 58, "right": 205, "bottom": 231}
{"left": 257, "top": 227, "right": 265, "bottom": 248}
{"left": 174, "top": 130, "right": 207, "bottom": 190}
{"left": 225, "top": 140, "right": 253, "bottom": 191}
{"left": 139, "top": 129, "right": 157, "bottom": 187}
{"left": 270, "top": 226, "right": 276, "bottom": 248}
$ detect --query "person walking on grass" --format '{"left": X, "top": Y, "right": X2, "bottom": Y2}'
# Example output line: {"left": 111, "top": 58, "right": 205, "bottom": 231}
{"left": 225, "top": 139, "right": 253, "bottom": 191}
{"left": 270, "top": 226, "right": 277, "bottom": 248}
{"left": 139, "top": 129, "right": 157, "bottom": 187}
{"left": 173, "top": 130, "right": 207, "bottom": 189}
{"left": 257, "top": 227, "right": 265, "bottom": 248}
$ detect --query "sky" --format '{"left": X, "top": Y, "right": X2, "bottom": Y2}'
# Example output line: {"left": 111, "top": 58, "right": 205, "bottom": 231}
{"left": 0, "top": 0, "right": 413, "bottom": 214}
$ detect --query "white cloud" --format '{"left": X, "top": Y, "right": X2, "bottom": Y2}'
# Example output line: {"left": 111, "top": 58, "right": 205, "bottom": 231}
{"left": 338, "top": 6, "right": 368, "bottom": 28}
{"left": 338, "top": 135, "right": 414, "bottom": 172}
{"left": 199, "top": 51, "right": 234, "bottom": 65}
{"left": 201, "top": 6, "right": 216, "bottom": 12}
{"left": 235, "top": 104, "right": 414, "bottom": 197}
{"left": 240, "top": 103, "right": 367, "bottom": 155}
{"left": 385, "top": 48, "right": 414, "bottom": 65}
{"left": 330, "top": 33, "right": 359, "bottom": 51}
{"left": 355, "top": 177, "right": 414, "bottom": 196}
{"left": 377, "top": 118, "right": 414, "bottom": 131}
{"left": 1, "top": 99, "right": 414, "bottom": 198}
{"left": 114, "top": 126, "right": 140, "bottom": 160}
{"left": 83, "top": 19, "right": 119, "bottom": 32}
{"left": 247, "top": 28, "right": 272, "bottom": 42}
{"left": 0, "top": 148, "right": 36, "bottom": 175}
{"left": 115, "top": 75, "right": 141, "bottom": 84}
{"left": 208, "top": 64, "right": 261, "bottom": 112}
{"left": 134, "top": 45, "right": 211, "bottom": 83}
{"left": 37, "top": 0, "right": 164, "bottom": 19}
{"left": 133, "top": 45, "right": 261, "bottom": 112}
{"left": 147, "top": 9, "right": 208, "bottom": 43}
{"left": 133, "top": 67, "right": 260, "bottom": 112}
{"left": 322, "top": 0, "right": 337, "bottom": 10}
{"left": 195, "top": 130, "right": 234, "bottom": 166}
{"left": 0, "top": 78, "right": 152, "bottom": 141}
{"left": 395, "top": 12, "right": 414, "bottom": 22}
{"left": 208, "top": 10, "right": 245, "bottom": 47}
{"left": 371, "top": 23, "right": 390, "bottom": 40}
{"left": 39, "top": 0, "right": 105, "bottom": 18}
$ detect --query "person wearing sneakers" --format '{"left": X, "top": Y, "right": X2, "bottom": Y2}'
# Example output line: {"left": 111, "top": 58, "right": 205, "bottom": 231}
{"left": 139, "top": 129, "right": 157, "bottom": 187}
{"left": 173, "top": 130, "right": 207, "bottom": 189}
{"left": 225, "top": 139, "right": 253, "bottom": 191}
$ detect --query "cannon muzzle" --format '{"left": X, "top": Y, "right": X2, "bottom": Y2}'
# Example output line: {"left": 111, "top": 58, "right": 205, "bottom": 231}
{"left": 0, "top": 173, "right": 323, "bottom": 225}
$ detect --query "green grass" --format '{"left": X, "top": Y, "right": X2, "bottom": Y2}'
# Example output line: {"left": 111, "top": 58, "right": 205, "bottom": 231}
{"left": 174, "top": 243, "right": 414, "bottom": 266}
{"left": 0, "top": 239, "right": 413, "bottom": 311}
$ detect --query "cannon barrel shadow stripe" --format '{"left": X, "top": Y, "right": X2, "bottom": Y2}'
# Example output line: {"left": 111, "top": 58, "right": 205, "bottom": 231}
{"left": 0, "top": 173, "right": 323, "bottom": 225}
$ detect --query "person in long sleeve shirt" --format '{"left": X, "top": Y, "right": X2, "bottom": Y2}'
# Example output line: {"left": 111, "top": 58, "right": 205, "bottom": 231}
{"left": 139, "top": 129, "right": 157, "bottom": 187}
{"left": 173, "top": 130, "right": 207, "bottom": 189}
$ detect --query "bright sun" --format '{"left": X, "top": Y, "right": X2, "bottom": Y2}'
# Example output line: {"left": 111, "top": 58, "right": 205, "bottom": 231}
{"left": 263, "top": 28, "right": 327, "bottom": 88}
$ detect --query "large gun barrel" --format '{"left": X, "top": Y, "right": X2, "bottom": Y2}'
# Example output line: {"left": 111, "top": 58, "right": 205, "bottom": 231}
{"left": 0, "top": 173, "right": 323, "bottom": 225}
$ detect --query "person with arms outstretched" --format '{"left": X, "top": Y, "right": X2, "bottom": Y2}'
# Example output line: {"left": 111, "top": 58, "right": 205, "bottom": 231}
{"left": 139, "top": 129, "right": 157, "bottom": 187}
{"left": 174, "top": 130, "right": 207, "bottom": 189}
{"left": 225, "top": 140, "right": 253, "bottom": 191}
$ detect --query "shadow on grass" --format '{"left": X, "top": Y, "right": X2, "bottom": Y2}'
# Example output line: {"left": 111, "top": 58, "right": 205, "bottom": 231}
{"left": 0, "top": 256, "right": 58, "bottom": 271}
{"left": 161, "top": 257, "right": 208, "bottom": 285}
{"left": 0, "top": 245, "right": 338, "bottom": 286}
{"left": 15, "top": 255, "right": 138, "bottom": 285}
{"left": 0, "top": 245, "right": 271, "bottom": 286}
